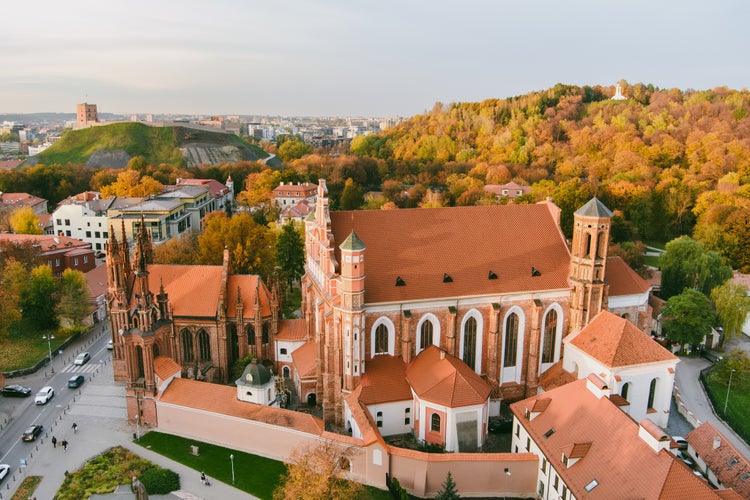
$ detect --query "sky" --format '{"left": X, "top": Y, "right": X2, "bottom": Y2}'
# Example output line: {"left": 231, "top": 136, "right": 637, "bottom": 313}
{"left": 1, "top": 0, "right": 748, "bottom": 118}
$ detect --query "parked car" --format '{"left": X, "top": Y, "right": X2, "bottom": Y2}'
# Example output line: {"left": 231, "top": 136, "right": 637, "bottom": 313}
{"left": 107, "top": 340, "right": 113, "bottom": 350}
{"left": 74, "top": 352, "right": 91, "bottom": 365}
{"left": 67, "top": 374, "right": 85, "bottom": 388}
{"left": 34, "top": 386, "right": 54, "bottom": 405}
{"left": 1, "top": 384, "right": 32, "bottom": 397}
{"left": 0, "top": 464, "right": 9, "bottom": 483}
{"left": 702, "top": 350, "right": 723, "bottom": 364}
{"left": 488, "top": 417, "right": 513, "bottom": 433}
{"left": 21, "top": 424, "right": 43, "bottom": 442}
{"left": 672, "top": 436, "right": 688, "bottom": 451}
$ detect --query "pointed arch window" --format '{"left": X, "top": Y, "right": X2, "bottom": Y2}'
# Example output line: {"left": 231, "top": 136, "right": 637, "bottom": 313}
{"left": 135, "top": 345, "right": 145, "bottom": 378}
{"left": 247, "top": 325, "right": 256, "bottom": 345}
{"left": 262, "top": 323, "right": 269, "bottom": 344}
{"left": 542, "top": 309, "right": 558, "bottom": 364}
{"left": 504, "top": 313, "right": 519, "bottom": 367}
{"left": 181, "top": 329, "right": 194, "bottom": 362}
{"left": 420, "top": 321, "right": 433, "bottom": 351}
{"left": 375, "top": 324, "right": 388, "bottom": 355}
{"left": 621, "top": 382, "right": 630, "bottom": 401}
{"left": 648, "top": 378, "right": 657, "bottom": 409}
{"left": 463, "top": 317, "right": 477, "bottom": 369}
{"left": 198, "top": 329, "right": 211, "bottom": 362}
{"left": 431, "top": 413, "right": 441, "bottom": 432}
{"left": 229, "top": 324, "right": 238, "bottom": 362}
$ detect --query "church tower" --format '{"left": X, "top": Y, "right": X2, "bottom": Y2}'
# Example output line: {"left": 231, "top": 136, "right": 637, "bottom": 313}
{"left": 339, "top": 231, "right": 366, "bottom": 401}
{"left": 569, "top": 198, "right": 613, "bottom": 332}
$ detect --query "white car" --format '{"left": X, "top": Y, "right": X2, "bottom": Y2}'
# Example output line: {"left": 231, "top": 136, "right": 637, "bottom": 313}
{"left": 106, "top": 340, "right": 113, "bottom": 350}
{"left": 74, "top": 352, "right": 91, "bottom": 365}
{"left": 34, "top": 386, "right": 54, "bottom": 405}
{"left": 0, "top": 464, "right": 10, "bottom": 483}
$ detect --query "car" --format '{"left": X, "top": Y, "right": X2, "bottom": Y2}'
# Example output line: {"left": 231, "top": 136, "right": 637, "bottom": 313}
{"left": 1, "top": 384, "right": 32, "bottom": 397}
{"left": 488, "top": 417, "right": 513, "bottom": 433}
{"left": 701, "top": 350, "right": 723, "bottom": 363}
{"left": 67, "top": 374, "right": 85, "bottom": 388}
{"left": 0, "top": 464, "right": 9, "bottom": 483}
{"left": 74, "top": 352, "right": 91, "bottom": 365}
{"left": 672, "top": 436, "right": 688, "bottom": 451}
{"left": 106, "top": 339, "right": 113, "bottom": 350}
{"left": 34, "top": 386, "right": 54, "bottom": 405}
{"left": 21, "top": 424, "right": 43, "bottom": 442}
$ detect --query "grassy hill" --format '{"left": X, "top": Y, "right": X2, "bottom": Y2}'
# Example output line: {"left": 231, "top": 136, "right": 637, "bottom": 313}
{"left": 32, "top": 122, "right": 270, "bottom": 167}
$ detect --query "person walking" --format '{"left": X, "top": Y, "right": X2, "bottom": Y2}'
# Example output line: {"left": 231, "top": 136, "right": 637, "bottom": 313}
{"left": 72, "top": 422, "right": 78, "bottom": 433}
{"left": 51, "top": 436, "right": 57, "bottom": 448}
{"left": 61, "top": 439, "right": 68, "bottom": 452}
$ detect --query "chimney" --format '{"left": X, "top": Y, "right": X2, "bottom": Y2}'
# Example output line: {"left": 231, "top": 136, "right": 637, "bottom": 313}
{"left": 638, "top": 419, "right": 671, "bottom": 453}
{"left": 713, "top": 436, "right": 721, "bottom": 449}
{"left": 440, "top": 350, "right": 446, "bottom": 360}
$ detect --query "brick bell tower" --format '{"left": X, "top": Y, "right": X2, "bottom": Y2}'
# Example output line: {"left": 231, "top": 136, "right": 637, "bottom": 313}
{"left": 569, "top": 198, "right": 613, "bottom": 332}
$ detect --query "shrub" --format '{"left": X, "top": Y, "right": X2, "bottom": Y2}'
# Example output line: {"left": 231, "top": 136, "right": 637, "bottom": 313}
{"left": 139, "top": 467, "right": 180, "bottom": 495}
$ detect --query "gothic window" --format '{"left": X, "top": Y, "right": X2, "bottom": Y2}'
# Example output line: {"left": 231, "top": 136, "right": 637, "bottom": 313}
{"left": 181, "top": 329, "right": 194, "bottom": 362}
{"left": 420, "top": 320, "right": 433, "bottom": 351}
{"left": 262, "top": 323, "right": 269, "bottom": 344}
{"left": 229, "top": 324, "right": 238, "bottom": 362}
{"left": 648, "top": 378, "right": 657, "bottom": 409}
{"left": 135, "top": 346, "right": 145, "bottom": 378}
{"left": 375, "top": 324, "right": 388, "bottom": 355}
{"left": 152, "top": 344, "right": 160, "bottom": 358}
{"left": 282, "top": 366, "right": 290, "bottom": 378}
{"left": 247, "top": 325, "right": 255, "bottom": 345}
{"left": 621, "top": 382, "right": 630, "bottom": 401}
{"left": 463, "top": 317, "right": 477, "bottom": 370}
{"left": 504, "top": 313, "right": 519, "bottom": 367}
{"left": 541, "top": 309, "right": 558, "bottom": 364}
{"left": 431, "top": 413, "right": 441, "bottom": 432}
{"left": 198, "top": 329, "right": 211, "bottom": 362}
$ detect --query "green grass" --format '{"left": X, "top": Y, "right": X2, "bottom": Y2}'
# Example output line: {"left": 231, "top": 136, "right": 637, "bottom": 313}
{"left": 703, "top": 369, "right": 750, "bottom": 443}
{"left": 644, "top": 254, "right": 661, "bottom": 268}
{"left": 0, "top": 324, "right": 78, "bottom": 372}
{"left": 136, "top": 431, "right": 285, "bottom": 500}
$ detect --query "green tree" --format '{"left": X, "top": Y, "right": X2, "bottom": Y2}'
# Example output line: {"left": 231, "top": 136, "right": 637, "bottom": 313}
{"left": 710, "top": 282, "right": 750, "bottom": 343}
{"left": 339, "top": 178, "right": 364, "bottom": 210}
{"left": 9, "top": 207, "right": 42, "bottom": 234}
{"left": 435, "top": 471, "right": 460, "bottom": 500}
{"left": 277, "top": 138, "right": 313, "bottom": 162}
{"left": 0, "top": 259, "right": 26, "bottom": 337}
{"left": 56, "top": 269, "right": 90, "bottom": 327}
{"left": 714, "top": 350, "right": 750, "bottom": 388}
{"left": 276, "top": 223, "right": 305, "bottom": 291}
{"left": 659, "top": 236, "right": 732, "bottom": 300}
{"left": 22, "top": 265, "right": 58, "bottom": 330}
{"left": 661, "top": 288, "right": 715, "bottom": 347}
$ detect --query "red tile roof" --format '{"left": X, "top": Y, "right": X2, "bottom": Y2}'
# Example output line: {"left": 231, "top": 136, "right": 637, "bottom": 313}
{"left": 159, "top": 377, "right": 325, "bottom": 435}
{"left": 272, "top": 182, "right": 317, "bottom": 196}
{"left": 176, "top": 178, "right": 230, "bottom": 198}
{"left": 510, "top": 379, "right": 719, "bottom": 499}
{"left": 330, "top": 203, "right": 570, "bottom": 304}
{"left": 358, "top": 355, "right": 412, "bottom": 405}
{"left": 345, "top": 386, "right": 381, "bottom": 446}
{"left": 686, "top": 422, "right": 750, "bottom": 498}
{"left": 606, "top": 256, "right": 651, "bottom": 296}
{"left": 406, "top": 345, "right": 492, "bottom": 408}
{"left": 154, "top": 356, "right": 181, "bottom": 381}
{"left": 146, "top": 265, "right": 223, "bottom": 317}
{"left": 538, "top": 360, "right": 576, "bottom": 391}
{"left": 276, "top": 319, "right": 307, "bottom": 341}
{"left": 291, "top": 340, "right": 317, "bottom": 378}
{"left": 0, "top": 233, "right": 91, "bottom": 252}
{"left": 567, "top": 311, "right": 677, "bottom": 367}
{"left": 226, "top": 275, "right": 273, "bottom": 318}
{"left": 0, "top": 192, "right": 46, "bottom": 209}
{"left": 85, "top": 263, "right": 108, "bottom": 299}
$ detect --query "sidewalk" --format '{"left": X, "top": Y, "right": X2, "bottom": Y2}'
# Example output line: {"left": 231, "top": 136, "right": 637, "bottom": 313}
{"left": 7, "top": 339, "right": 256, "bottom": 499}
{"left": 674, "top": 356, "right": 750, "bottom": 459}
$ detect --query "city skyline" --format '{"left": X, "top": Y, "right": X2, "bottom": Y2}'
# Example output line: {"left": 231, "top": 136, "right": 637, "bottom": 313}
{"left": 2, "top": 0, "right": 748, "bottom": 117}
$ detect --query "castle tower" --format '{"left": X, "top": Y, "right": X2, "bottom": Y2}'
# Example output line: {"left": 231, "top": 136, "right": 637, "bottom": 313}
{"left": 339, "top": 231, "right": 366, "bottom": 401}
{"left": 569, "top": 198, "right": 613, "bottom": 332}
{"left": 76, "top": 103, "right": 98, "bottom": 124}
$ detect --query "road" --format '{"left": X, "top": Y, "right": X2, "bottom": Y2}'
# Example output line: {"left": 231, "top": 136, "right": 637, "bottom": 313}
{"left": 0, "top": 324, "right": 110, "bottom": 485}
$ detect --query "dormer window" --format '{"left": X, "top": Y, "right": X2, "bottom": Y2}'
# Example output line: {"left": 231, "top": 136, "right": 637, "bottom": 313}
{"left": 584, "top": 479, "right": 599, "bottom": 492}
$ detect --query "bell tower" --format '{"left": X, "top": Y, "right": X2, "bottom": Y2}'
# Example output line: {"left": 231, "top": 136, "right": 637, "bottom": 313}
{"left": 339, "top": 230, "right": 365, "bottom": 398}
{"left": 569, "top": 198, "right": 613, "bottom": 332}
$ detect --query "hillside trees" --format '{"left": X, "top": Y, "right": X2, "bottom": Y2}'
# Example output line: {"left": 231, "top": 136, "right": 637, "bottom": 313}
{"left": 100, "top": 169, "right": 163, "bottom": 198}
{"left": 659, "top": 237, "right": 732, "bottom": 299}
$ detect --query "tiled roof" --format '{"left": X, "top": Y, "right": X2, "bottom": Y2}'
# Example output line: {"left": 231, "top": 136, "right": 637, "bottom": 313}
{"left": 0, "top": 160, "right": 23, "bottom": 171}
{"left": 484, "top": 182, "right": 530, "bottom": 197}
{"left": 538, "top": 360, "right": 576, "bottom": 391}
{"left": 146, "top": 265, "right": 223, "bottom": 317}
{"left": 606, "top": 256, "right": 651, "bottom": 296}
{"left": 0, "top": 233, "right": 91, "bottom": 252}
{"left": 85, "top": 263, "right": 108, "bottom": 299}
{"left": 272, "top": 182, "right": 317, "bottom": 196}
{"left": 359, "top": 355, "right": 412, "bottom": 405}
{"left": 687, "top": 422, "right": 750, "bottom": 498}
{"left": 176, "top": 178, "right": 230, "bottom": 198}
{"left": 280, "top": 201, "right": 312, "bottom": 219}
{"left": 732, "top": 270, "right": 750, "bottom": 289}
{"left": 154, "top": 356, "right": 181, "bottom": 381}
{"left": 276, "top": 319, "right": 307, "bottom": 341}
{"left": 226, "top": 275, "right": 273, "bottom": 318}
{"left": 510, "top": 379, "right": 719, "bottom": 499}
{"left": 291, "top": 340, "right": 317, "bottom": 378}
{"left": 575, "top": 197, "right": 613, "bottom": 218}
{"left": 405, "top": 345, "right": 492, "bottom": 408}
{"left": 566, "top": 311, "right": 677, "bottom": 367}
{"left": 159, "top": 378, "right": 325, "bottom": 435}
{"left": 0, "top": 192, "right": 46, "bottom": 208}
{"left": 329, "top": 203, "right": 570, "bottom": 304}
{"left": 345, "top": 387, "right": 381, "bottom": 446}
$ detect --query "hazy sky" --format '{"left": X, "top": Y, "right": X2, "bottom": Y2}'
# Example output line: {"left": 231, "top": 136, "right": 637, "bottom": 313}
{"left": 2, "top": 0, "right": 747, "bottom": 117}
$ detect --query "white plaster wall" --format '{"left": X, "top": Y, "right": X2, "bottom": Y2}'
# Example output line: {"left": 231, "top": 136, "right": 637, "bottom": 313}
{"left": 366, "top": 400, "right": 412, "bottom": 437}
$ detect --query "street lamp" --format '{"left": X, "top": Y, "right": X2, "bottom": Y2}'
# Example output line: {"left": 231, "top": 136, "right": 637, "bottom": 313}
{"left": 230, "top": 454, "right": 235, "bottom": 484}
{"left": 724, "top": 369, "right": 737, "bottom": 415}
{"left": 504, "top": 467, "right": 511, "bottom": 500}
{"left": 42, "top": 334, "right": 55, "bottom": 373}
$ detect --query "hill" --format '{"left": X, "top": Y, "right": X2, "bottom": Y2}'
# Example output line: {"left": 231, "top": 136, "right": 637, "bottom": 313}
{"left": 27, "top": 122, "right": 274, "bottom": 168}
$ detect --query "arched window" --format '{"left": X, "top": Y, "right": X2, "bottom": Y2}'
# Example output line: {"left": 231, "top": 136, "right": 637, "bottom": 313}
{"left": 135, "top": 345, "right": 145, "bottom": 378}
{"left": 431, "top": 413, "right": 441, "bottom": 432}
{"left": 262, "top": 323, "right": 269, "bottom": 344}
{"left": 463, "top": 317, "right": 477, "bottom": 370}
{"left": 621, "top": 382, "right": 630, "bottom": 401}
{"left": 648, "top": 378, "right": 657, "bottom": 409}
{"left": 504, "top": 313, "right": 519, "bottom": 367}
{"left": 229, "top": 324, "right": 238, "bottom": 362}
{"left": 541, "top": 309, "right": 558, "bottom": 364}
{"left": 198, "top": 329, "right": 211, "bottom": 362}
{"left": 375, "top": 324, "right": 388, "bottom": 355}
{"left": 420, "top": 321, "right": 433, "bottom": 352}
{"left": 152, "top": 343, "right": 160, "bottom": 358}
{"left": 181, "top": 329, "right": 194, "bottom": 362}
{"left": 247, "top": 325, "right": 255, "bottom": 345}
{"left": 282, "top": 366, "right": 290, "bottom": 378}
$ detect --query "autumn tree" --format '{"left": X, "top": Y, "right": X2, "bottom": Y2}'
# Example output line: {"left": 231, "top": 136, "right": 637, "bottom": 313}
{"left": 273, "top": 442, "right": 364, "bottom": 500}
{"left": 661, "top": 288, "right": 715, "bottom": 347}
{"left": 152, "top": 231, "right": 200, "bottom": 265}
{"left": 9, "top": 207, "right": 42, "bottom": 234}
{"left": 339, "top": 178, "right": 364, "bottom": 210}
{"left": 236, "top": 168, "right": 280, "bottom": 209}
{"left": 659, "top": 236, "right": 732, "bottom": 299}
{"left": 100, "top": 170, "right": 163, "bottom": 198}
{"left": 710, "top": 282, "right": 750, "bottom": 342}
{"left": 55, "top": 269, "right": 90, "bottom": 327}
{"left": 277, "top": 137, "right": 313, "bottom": 162}
{"left": 276, "top": 222, "right": 305, "bottom": 291}
{"left": 22, "top": 265, "right": 58, "bottom": 330}
{"left": 0, "top": 260, "right": 26, "bottom": 337}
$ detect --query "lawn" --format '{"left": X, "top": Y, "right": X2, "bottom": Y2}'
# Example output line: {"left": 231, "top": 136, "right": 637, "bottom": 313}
{"left": 136, "top": 431, "right": 285, "bottom": 500}
{"left": 703, "top": 369, "right": 750, "bottom": 443}
{"left": 0, "top": 323, "right": 79, "bottom": 372}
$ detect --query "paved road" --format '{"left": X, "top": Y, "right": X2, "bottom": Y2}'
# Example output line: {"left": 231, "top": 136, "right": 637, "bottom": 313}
{"left": 0, "top": 322, "right": 257, "bottom": 500}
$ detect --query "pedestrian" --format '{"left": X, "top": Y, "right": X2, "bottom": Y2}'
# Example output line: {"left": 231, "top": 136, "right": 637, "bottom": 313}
{"left": 62, "top": 439, "right": 68, "bottom": 452}
{"left": 51, "top": 436, "right": 57, "bottom": 448}
{"left": 72, "top": 422, "right": 78, "bottom": 433}
{"left": 200, "top": 471, "right": 206, "bottom": 484}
